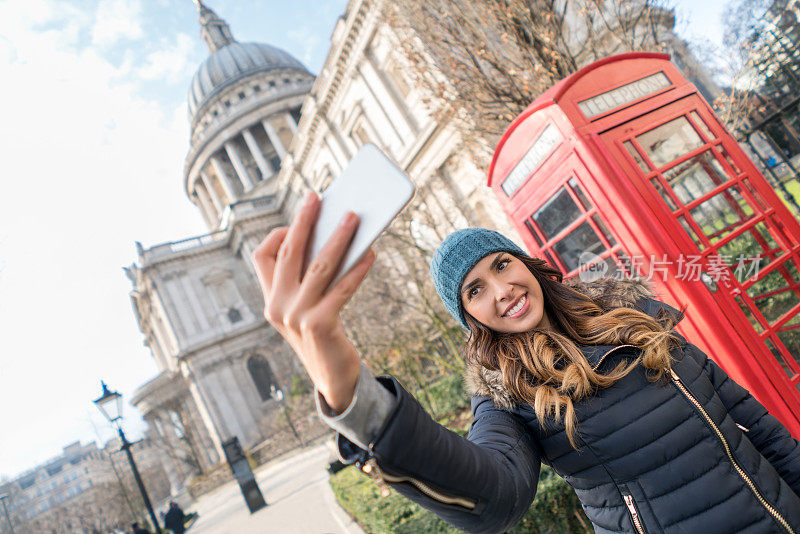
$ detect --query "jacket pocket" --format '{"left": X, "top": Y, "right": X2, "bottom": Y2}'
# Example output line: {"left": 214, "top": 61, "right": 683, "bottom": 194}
{"left": 619, "top": 484, "right": 647, "bottom": 534}
{"left": 619, "top": 481, "right": 665, "bottom": 534}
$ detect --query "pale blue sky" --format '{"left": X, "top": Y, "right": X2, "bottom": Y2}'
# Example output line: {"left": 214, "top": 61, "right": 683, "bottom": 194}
{"left": 0, "top": 0, "right": 348, "bottom": 479}
{"left": 0, "top": 0, "right": 726, "bottom": 479}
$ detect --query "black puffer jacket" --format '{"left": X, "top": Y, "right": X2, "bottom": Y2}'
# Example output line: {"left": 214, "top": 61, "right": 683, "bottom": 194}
{"left": 338, "top": 279, "right": 800, "bottom": 533}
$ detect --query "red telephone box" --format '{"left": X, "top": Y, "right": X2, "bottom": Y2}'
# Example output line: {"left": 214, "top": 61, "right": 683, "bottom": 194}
{"left": 488, "top": 52, "right": 800, "bottom": 436}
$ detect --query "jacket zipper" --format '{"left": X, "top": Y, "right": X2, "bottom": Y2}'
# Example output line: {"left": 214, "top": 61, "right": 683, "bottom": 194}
{"left": 362, "top": 456, "right": 477, "bottom": 510}
{"left": 619, "top": 485, "right": 647, "bottom": 534}
{"left": 669, "top": 369, "right": 795, "bottom": 533}
{"left": 592, "top": 344, "right": 639, "bottom": 370}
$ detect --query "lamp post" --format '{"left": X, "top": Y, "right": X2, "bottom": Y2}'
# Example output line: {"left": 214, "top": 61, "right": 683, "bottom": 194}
{"left": 94, "top": 381, "right": 161, "bottom": 534}
{"left": 269, "top": 385, "right": 304, "bottom": 446}
{"left": 0, "top": 493, "right": 14, "bottom": 534}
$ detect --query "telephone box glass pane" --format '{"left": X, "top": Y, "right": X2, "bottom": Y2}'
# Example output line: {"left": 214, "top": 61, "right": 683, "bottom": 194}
{"left": 688, "top": 186, "right": 755, "bottom": 244}
{"left": 678, "top": 216, "right": 703, "bottom": 248}
{"left": 689, "top": 111, "right": 716, "bottom": 141}
{"left": 718, "top": 222, "right": 778, "bottom": 270}
{"left": 533, "top": 187, "right": 582, "bottom": 240}
{"left": 591, "top": 214, "right": 617, "bottom": 246}
{"left": 568, "top": 177, "right": 592, "bottom": 210}
{"left": 765, "top": 337, "right": 798, "bottom": 377}
{"left": 776, "top": 329, "right": 800, "bottom": 367}
{"left": 524, "top": 220, "right": 545, "bottom": 247}
{"left": 637, "top": 116, "right": 704, "bottom": 168}
{"left": 662, "top": 151, "right": 729, "bottom": 205}
{"left": 552, "top": 221, "right": 605, "bottom": 272}
{"left": 745, "top": 260, "right": 800, "bottom": 324}
{"left": 651, "top": 178, "right": 679, "bottom": 211}
{"left": 734, "top": 294, "right": 763, "bottom": 333}
{"left": 624, "top": 141, "right": 650, "bottom": 173}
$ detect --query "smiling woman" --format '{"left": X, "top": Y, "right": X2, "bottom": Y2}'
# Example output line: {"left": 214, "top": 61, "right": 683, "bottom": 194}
{"left": 252, "top": 199, "right": 800, "bottom": 533}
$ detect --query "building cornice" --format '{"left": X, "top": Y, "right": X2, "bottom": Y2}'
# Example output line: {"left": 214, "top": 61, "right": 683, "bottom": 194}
{"left": 292, "top": 0, "right": 375, "bottom": 171}
{"left": 134, "top": 195, "right": 280, "bottom": 270}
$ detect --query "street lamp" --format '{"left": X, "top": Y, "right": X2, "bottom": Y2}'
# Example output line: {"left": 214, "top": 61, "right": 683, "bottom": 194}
{"left": 0, "top": 493, "right": 14, "bottom": 534}
{"left": 94, "top": 381, "right": 161, "bottom": 534}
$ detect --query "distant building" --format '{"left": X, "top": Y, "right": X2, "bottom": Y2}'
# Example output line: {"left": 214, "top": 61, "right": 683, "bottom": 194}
{"left": 0, "top": 439, "right": 166, "bottom": 529}
{"left": 2, "top": 442, "right": 106, "bottom": 520}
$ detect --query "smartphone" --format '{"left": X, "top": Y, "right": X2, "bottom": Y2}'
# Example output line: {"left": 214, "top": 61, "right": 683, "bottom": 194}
{"left": 305, "top": 143, "right": 416, "bottom": 288}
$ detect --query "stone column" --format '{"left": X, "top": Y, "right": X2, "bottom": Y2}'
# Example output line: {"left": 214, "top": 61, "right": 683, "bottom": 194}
{"left": 199, "top": 171, "right": 224, "bottom": 213}
{"left": 206, "top": 369, "right": 247, "bottom": 441}
{"left": 224, "top": 139, "right": 255, "bottom": 190}
{"left": 209, "top": 155, "right": 238, "bottom": 202}
{"left": 285, "top": 112, "right": 298, "bottom": 134}
{"left": 262, "top": 118, "right": 287, "bottom": 159}
{"left": 242, "top": 128, "right": 275, "bottom": 180}
{"left": 222, "top": 365, "right": 260, "bottom": 444}
{"left": 186, "top": 379, "right": 225, "bottom": 463}
{"left": 193, "top": 182, "right": 218, "bottom": 225}
{"left": 178, "top": 276, "right": 211, "bottom": 333}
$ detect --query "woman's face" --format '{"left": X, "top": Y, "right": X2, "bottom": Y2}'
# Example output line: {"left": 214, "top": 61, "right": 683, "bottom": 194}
{"left": 461, "top": 252, "right": 552, "bottom": 334}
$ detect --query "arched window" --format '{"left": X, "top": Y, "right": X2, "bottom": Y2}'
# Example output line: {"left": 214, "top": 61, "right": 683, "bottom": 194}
{"left": 247, "top": 354, "right": 277, "bottom": 401}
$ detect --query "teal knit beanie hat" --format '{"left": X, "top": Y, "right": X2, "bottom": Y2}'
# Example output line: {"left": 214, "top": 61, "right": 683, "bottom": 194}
{"left": 430, "top": 228, "right": 525, "bottom": 329}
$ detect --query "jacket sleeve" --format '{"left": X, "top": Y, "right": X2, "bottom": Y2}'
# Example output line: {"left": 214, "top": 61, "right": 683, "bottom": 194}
{"left": 337, "top": 376, "right": 542, "bottom": 534}
{"left": 689, "top": 345, "right": 800, "bottom": 496}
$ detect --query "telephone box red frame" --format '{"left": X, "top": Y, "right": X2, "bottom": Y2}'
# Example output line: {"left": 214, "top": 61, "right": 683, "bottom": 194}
{"left": 488, "top": 52, "right": 800, "bottom": 436}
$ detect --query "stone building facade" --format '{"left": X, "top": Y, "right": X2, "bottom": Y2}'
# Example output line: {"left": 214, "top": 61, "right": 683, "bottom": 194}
{"left": 127, "top": 0, "right": 717, "bottom": 496}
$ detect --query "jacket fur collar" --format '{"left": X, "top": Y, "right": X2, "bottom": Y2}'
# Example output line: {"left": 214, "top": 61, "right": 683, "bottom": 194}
{"left": 464, "top": 276, "right": 664, "bottom": 410}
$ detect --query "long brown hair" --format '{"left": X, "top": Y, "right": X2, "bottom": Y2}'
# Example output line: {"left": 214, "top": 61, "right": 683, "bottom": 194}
{"left": 464, "top": 253, "right": 684, "bottom": 448}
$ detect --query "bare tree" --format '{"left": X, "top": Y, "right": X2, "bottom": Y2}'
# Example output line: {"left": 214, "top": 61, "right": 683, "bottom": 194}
{"left": 383, "top": 0, "right": 676, "bottom": 145}
{"left": 149, "top": 406, "right": 204, "bottom": 476}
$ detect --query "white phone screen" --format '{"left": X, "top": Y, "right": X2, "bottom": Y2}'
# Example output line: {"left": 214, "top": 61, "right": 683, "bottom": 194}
{"left": 305, "top": 144, "right": 415, "bottom": 288}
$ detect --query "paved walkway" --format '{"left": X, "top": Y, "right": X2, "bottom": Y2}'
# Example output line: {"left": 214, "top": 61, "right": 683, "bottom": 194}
{"left": 185, "top": 444, "right": 364, "bottom": 534}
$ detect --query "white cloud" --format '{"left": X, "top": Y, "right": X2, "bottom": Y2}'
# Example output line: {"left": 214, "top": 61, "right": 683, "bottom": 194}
{"left": 91, "top": 0, "right": 143, "bottom": 48}
{"left": 0, "top": 0, "right": 202, "bottom": 477}
{"left": 138, "top": 33, "right": 195, "bottom": 84}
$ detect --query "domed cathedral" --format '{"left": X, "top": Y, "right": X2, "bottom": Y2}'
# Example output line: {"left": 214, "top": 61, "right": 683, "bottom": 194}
{"left": 125, "top": 1, "right": 314, "bottom": 494}
{"left": 185, "top": 0, "right": 312, "bottom": 233}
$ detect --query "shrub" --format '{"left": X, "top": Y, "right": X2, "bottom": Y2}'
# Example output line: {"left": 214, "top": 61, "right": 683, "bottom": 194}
{"left": 330, "top": 463, "right": 591, "bottom": 533}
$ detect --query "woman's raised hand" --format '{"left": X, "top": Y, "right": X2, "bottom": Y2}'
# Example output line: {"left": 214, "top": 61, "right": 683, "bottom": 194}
{"left": 251, "top": 191, "right": 376, "bottom": 412}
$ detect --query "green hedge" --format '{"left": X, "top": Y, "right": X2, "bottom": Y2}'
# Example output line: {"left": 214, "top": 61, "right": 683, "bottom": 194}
{"left": 330, "top": 462, "right": 591, "bottom": 533}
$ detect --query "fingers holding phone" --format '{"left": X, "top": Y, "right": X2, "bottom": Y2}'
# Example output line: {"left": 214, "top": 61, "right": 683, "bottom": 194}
{"left": 252, "top": 226, "right": 288, "bottom": 303}
{"left": 251, "top": 144, "right": 415, "bottom": 410}
{"left": 251, "top": 191, "right": 370, "bottom": 411}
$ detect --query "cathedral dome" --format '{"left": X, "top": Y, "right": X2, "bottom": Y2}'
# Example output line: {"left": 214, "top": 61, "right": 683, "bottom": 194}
{"left": 188, "top": 41, "right": 307, "bottom": 119}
